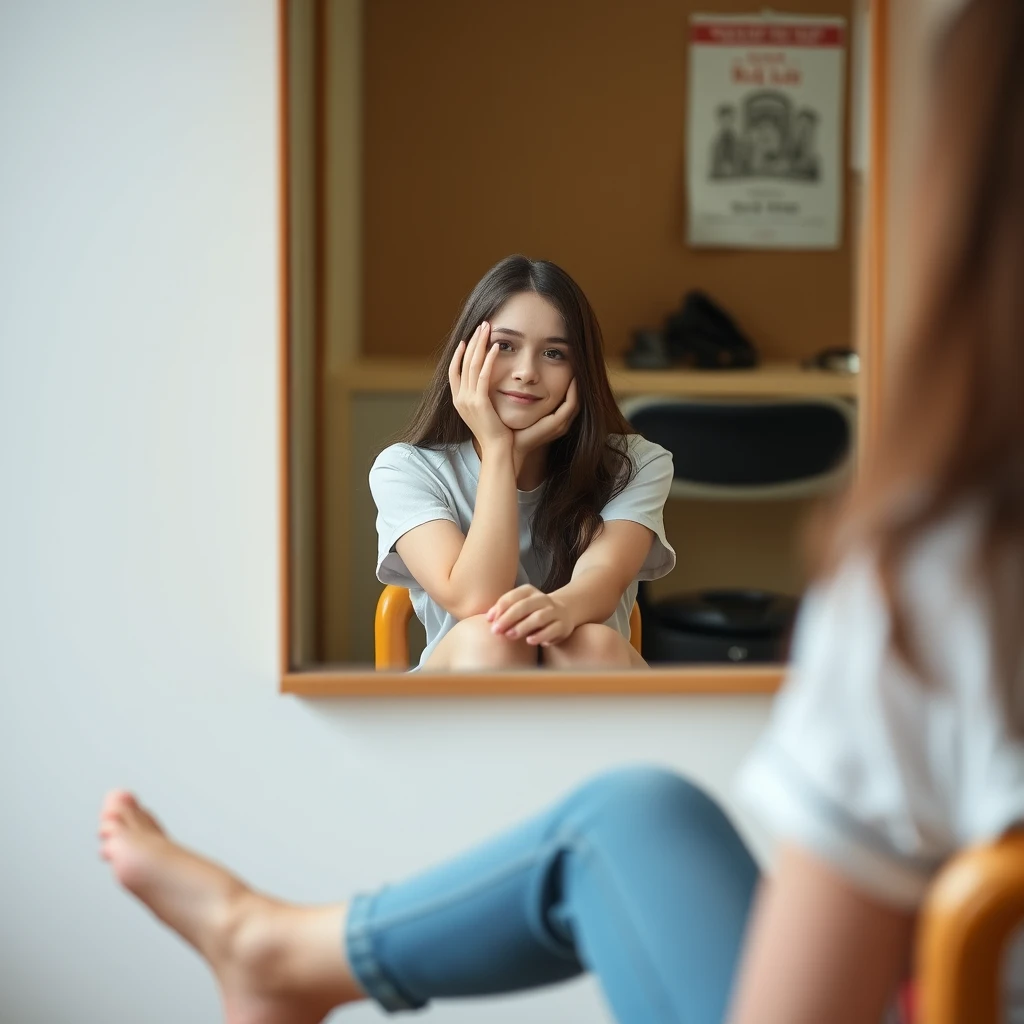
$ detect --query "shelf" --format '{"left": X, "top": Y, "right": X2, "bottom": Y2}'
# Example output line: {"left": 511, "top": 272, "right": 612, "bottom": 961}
{"left": 337, "top": 357, "right": 859, "bottom": 399}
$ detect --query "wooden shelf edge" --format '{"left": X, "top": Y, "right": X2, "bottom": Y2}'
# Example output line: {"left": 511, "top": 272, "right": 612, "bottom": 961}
{"left": 280, "top": 666, "right": 785, "bottom": 697}
{"left": 335, "top": 359, "right": 858, "bottom": 398}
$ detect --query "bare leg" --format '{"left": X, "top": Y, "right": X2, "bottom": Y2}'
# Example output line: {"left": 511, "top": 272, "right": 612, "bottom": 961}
{"left": 541, "top": 623, "right": 648, "bottom": 670}
{"left": 98, "top": 791, "right": 365, "bottom": 1024}
{"left": 422, "top": 614, "right": 539, "bottom": 671}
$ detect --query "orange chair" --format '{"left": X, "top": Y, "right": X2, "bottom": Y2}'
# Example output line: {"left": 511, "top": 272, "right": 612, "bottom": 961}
{"left": 918, "top": 832, "right": 1024, "bottom": 1024}
{"left": 374, "top": 584, "right": 642, "bottom": 670}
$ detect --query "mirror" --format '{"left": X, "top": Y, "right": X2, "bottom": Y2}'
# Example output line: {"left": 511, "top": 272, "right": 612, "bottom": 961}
{"left": 280, "top": 0, "right": 882, "bottom": 695}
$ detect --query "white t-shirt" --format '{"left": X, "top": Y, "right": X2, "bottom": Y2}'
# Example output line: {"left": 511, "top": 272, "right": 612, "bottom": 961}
{"left": 369, "top": 434, "right": 676, "bottom": 668}
{"left": 737, "top": 501, "right": 1024, "bottom": 1000}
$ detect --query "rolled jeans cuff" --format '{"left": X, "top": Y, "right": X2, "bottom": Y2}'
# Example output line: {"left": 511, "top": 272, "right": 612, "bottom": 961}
{"left": 345, "top": 891, "right": 427, "bottom": 1013}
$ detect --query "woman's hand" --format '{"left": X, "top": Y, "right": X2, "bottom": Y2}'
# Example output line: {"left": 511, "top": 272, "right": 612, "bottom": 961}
{"left": 448, "top": 322, "right": 512, "bottom": 455}
{"left": 512, "top": 378, "right": 579, "bottom": 472}
{"left": 486, "top": 585, "right": 576, "bottom": 646}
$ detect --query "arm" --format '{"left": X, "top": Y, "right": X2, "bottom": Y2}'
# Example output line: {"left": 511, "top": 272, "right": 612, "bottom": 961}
{"left": 394, "top": 445, "right": 521, "bottom": 620}
{"left": 487, "top": 519, "right": 654, "bottom": 644}
{"left": 728, "top": 844, "right": 915, "bottom": 1024}
{"left": 550, "top": 519, "right": 654, "bottom": 630}
{"left": 393, "top": 322, "right": 521, "bottom": 620}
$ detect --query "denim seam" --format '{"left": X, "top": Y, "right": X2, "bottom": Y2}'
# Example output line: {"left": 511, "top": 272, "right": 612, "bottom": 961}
{"left": 346, "top": 892, "right": 425, "bottom": 1013}
{"left": 555, "top": 826, "right": 682, "bottom": 1024}
{"left": 345, "top": 844, "right": 581, "bottom": 1013}
{"left": 359, "top": 847, "right": 574, "bottom": 957}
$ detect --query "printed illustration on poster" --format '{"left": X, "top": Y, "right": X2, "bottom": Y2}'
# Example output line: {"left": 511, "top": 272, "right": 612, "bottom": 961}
{"left": 687, "top": 13, "right": 847, "bottom": 250}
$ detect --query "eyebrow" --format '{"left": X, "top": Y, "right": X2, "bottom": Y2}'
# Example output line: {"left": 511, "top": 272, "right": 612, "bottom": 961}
{"left": 491, "top": 327, "right": 569, "bottom": 345}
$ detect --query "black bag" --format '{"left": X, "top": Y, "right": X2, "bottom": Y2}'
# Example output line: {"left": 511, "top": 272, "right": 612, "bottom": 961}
{"left": 663, "top": 291, "right": 758, "bottom": 369}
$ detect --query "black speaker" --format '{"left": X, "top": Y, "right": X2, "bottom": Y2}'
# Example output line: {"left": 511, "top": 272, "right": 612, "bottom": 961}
{"left": 622, "top": 396, "right": 855, "bottom": 665}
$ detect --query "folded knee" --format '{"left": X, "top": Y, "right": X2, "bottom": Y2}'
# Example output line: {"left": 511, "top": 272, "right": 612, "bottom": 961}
{"left": 574, "top": 765, "right": 724, "bottom": 830}
{"left": 551, "top": 623, "right": 632, "bottom": 667}
{"left": 448, "top": 615, "right": 535, "bottom": 669}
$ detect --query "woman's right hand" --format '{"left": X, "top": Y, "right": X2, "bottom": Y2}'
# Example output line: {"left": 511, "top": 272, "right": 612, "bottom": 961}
{"left": 448, "top": 321, "right": 512, "bottom": 454}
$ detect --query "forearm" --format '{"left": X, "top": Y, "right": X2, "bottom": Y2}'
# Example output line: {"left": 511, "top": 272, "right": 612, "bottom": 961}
{"left": 447, "top": 444, "right": 521, "bottom": 616}
{"left": 550, "top": 564, "right": 626, "bottom": 631}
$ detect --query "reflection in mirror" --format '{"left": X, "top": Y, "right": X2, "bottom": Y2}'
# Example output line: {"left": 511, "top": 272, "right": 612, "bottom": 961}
{"left": 282, "top": 0, "right": 873, "bottom": 681}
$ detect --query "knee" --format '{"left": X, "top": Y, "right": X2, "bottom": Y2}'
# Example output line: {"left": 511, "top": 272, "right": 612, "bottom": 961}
{"left": 447, "top": 615, "right": 535, "bottom": 669}
{"left": 562, "top": 623, "right": 632, "bottom": 666}
{"left": 575, "top": 765, "right": 725, "bottom": 831}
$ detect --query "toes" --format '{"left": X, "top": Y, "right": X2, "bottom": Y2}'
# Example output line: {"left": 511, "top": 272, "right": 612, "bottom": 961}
{"left": 123, "top": 800, "right": 162, "bottom": 834}
{"left": 100, "top": 790, "right": 137, "bottom": 820}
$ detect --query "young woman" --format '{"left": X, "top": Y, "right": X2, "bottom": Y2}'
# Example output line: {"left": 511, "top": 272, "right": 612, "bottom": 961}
{"left": 98, "top": 1, "right": 1024, "bottom": 1021}
{"left": 368, "top": 255, "right": 675, "bottom": 671}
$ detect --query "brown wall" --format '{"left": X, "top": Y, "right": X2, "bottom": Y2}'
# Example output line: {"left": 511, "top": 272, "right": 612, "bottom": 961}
{"left": 362, "top": 0, "right": 855, "bottom": 362}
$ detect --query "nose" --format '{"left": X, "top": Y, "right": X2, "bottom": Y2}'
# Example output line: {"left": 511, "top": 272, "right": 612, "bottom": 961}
{"left": 512, "top": 352, "right": 540, "bottom": 385}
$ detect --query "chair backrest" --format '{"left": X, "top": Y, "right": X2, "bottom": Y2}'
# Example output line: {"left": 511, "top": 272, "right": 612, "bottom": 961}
{"left": 619, "top": 395, "right": 857, "bottom": 501}
{"left": 918, "top": 832, "right": 1024, "bottom": 1024}
{"left": 375, "top": 585, "right": 642, "bottom": 670}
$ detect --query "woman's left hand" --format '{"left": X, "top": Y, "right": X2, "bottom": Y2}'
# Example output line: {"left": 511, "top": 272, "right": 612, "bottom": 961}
{"left": 486, "top": 585, "right": 575, "bottom": 646}
{"left": 512, "top": 379, "right": 579, "bottom": 472}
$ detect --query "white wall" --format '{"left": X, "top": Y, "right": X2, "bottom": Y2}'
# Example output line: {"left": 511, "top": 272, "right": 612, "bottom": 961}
{"left": 0, "top": 3, "right": 772, "bottom": 1022}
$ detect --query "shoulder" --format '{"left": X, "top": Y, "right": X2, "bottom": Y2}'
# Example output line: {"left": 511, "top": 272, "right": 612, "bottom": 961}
{"left": 371, "top": 443, "right": 454, "bottom": 477}
{"left": 789, "top": 499, "right": 992, "bottom": 731}
{"left": 823, "top": 500, "right": 987, "bottom": 664}
{"left": 368, "top": 444, "right": 464, "bottom": 507}
{"left": 607, "top": 432, "right": 673, "bottom": 476}
{"left": 899, "top": 499, "right": 986, "bottom": 611}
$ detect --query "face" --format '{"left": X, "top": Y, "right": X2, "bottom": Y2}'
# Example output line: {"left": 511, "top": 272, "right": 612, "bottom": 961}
{"left": 485, "top": 291, "right": 575, "bottom": 428}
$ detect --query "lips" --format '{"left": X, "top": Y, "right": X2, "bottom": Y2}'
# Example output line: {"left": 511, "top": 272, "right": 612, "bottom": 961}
{"left": 500, "top": 391, "right": 542, "bottom": 403}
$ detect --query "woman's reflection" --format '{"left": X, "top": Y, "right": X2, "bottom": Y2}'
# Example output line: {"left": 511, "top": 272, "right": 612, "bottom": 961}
{"left": 369, "top": 255, "right": 675, "bottom": 671}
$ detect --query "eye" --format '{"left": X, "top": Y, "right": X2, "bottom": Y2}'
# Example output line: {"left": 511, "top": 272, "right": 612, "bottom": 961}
{"left": 544, "top": 349, "right": 567, "bottom": 360}
{"left": 495, "top": 340, "right": 513, "bottom": 352}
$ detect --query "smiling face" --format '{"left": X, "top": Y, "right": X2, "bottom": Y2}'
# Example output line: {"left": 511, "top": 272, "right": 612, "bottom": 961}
{"left": 485, "top": 291, "right": 574, "bottom": 429}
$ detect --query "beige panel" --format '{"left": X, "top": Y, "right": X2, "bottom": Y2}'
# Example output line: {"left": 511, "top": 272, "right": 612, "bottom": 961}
{"left": 362, "top": 0, "right": 855, "bottom": 363}
{"left": 324, "top": 0, "right": 361, "bottom": 370}
{"left": 320, "top": 0, "right": 364, "bottom": 661}
{"left": 345, "top": 393, "right": 425, "bottom": 666}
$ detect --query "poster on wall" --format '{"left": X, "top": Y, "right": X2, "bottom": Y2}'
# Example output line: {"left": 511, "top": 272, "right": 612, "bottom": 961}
{"left": 687, "top": 12, "right": 846, "bottom": 250}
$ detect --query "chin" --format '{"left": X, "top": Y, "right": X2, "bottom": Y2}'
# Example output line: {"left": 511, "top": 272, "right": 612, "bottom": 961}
{"left": 508, "top": 406, "right": 551, "bottom": 429}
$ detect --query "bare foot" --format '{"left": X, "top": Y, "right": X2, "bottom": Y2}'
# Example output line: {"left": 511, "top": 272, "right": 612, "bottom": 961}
{"left": 99, "top": 791, "right": 363, "bottom": 1024}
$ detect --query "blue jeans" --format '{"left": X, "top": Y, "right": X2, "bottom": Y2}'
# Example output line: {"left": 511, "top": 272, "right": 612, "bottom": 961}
{"left": 345, "top": 766, "right": 760, "bottom": 1023}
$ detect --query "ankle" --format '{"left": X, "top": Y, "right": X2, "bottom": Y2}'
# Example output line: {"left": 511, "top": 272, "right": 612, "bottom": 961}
{"left": 220, "top": 890, "right": 293, "bottom": 990}
{"left": 224, "top": 895, "right": 360, "bottom": 1006}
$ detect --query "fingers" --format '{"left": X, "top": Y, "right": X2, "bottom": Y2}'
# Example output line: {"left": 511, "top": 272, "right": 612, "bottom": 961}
{"left": 553, "top": 377, "right": 579, "bottom": 429}
{"left": 563, "top": 378, "right": 579, "bottom": 414}
{"left": 466, "top": 321, "right": 490, "bottom": 391}
{"left": 487, "top": 585, "right": 537, "bottom": 624}
{"left": 505, "top": 608, "right": 556, "bottom": 640}
{"left": 525, "top": 621, "right": 567, "bottom": 647}
{"left": 491, "top": 595, "right": 549, "bottom": 635}
{"left": 478, "top": 332, "right": 501, "bottom": 393}
{"left": 448, "top": 339, "right": 466, "bottom": 395}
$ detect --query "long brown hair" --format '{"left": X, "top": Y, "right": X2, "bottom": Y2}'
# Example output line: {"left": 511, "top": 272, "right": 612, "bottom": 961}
{"left": 812, "top": 0, "right": 1024, "bottom": 708}
{"left": 398, "top": 255, "right": 636, "bottom": 591}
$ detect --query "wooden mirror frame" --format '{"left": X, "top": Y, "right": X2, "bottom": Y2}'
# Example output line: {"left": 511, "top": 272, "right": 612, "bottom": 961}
{"left": 278, "top": 0, "right": 888, "bottom": 698}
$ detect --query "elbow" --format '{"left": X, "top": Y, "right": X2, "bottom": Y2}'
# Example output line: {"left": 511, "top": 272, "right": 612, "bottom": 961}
{"left": 443, "top": 570, "right": 516, "bottom": 621}
{"left": 445, "top": 580, "right": 512, "bottom": 621}
{"left": 450, "top": 592, "right": 504, "bottom": 621}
